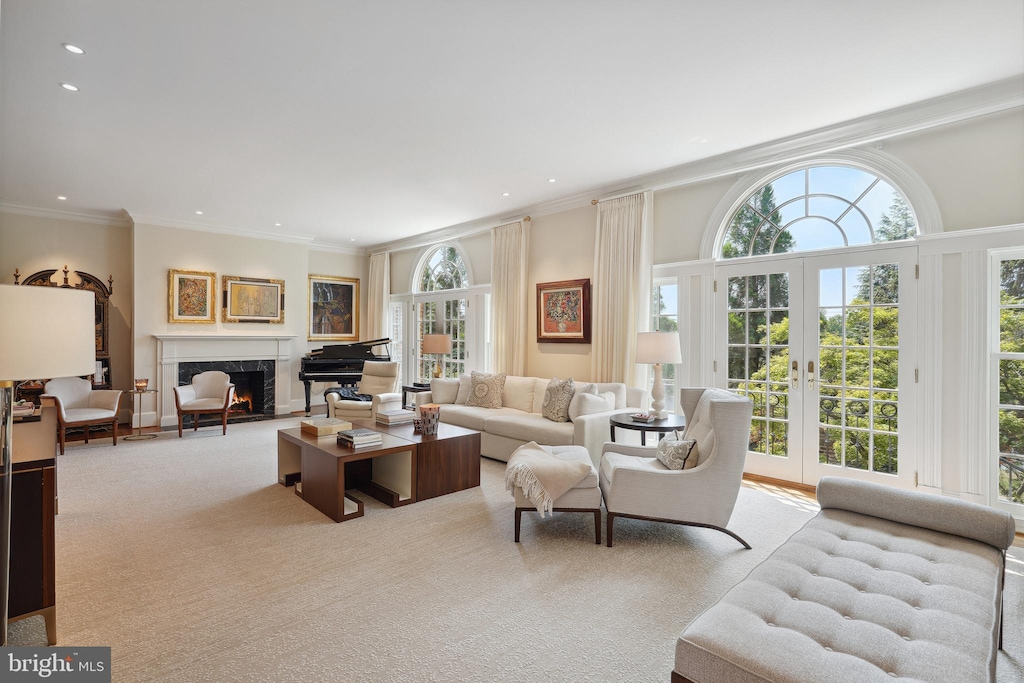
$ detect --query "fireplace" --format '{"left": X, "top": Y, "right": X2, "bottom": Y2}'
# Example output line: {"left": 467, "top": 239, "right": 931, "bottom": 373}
{"left": 177, "top": 360, "right": 275, "bottom": 424}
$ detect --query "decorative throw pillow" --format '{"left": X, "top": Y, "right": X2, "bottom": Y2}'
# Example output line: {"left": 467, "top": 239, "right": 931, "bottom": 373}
{"left": 567, "top": 384, "right": 598, "bottom": 421}
{"left": 454, "top": 374, "right": 472, "bottom": 404}
{"left": 569, "top": 391, "right": 616, "bottom": 421}
{"left": 466, "top": 371, "right": 506, "bottom": 409}
{"left": 542, "top": 377, "right": 575, "bottom": 422}
{"left": 656, "top": 432, "right": 697, "bottom": 470}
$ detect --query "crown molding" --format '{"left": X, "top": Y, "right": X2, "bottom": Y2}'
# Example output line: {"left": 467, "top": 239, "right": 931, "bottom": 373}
{"left": 126, "top": 211, "right": 317, "bottom": 245}
{"left": 308, "top": 242, "right": 367, "bottom": 256}
{"left": 0, "top": 200, "right": 130, "bottom": 227}
{"left": 368, "top": 76, "right": 1023, "bottom": 254}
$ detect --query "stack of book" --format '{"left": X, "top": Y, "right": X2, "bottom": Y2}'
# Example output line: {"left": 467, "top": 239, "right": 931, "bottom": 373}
{"left": 376, "top": 409, "right": 414, "bottom": 425}
{"left": 337, "top": 428, "right": 383, "bottom": 448}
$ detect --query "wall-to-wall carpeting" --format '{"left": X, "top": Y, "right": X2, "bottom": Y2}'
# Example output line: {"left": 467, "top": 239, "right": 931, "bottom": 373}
{"left": 9, "top": 419, "right": 1022, "bottom": 682}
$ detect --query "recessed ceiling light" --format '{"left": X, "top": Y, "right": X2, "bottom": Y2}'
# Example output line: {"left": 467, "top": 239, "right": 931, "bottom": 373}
{"left": 62, "top": 43, "right": 85, "bottom": 55}
{"left": 60, "top": 83, "right": 79, "bottom": 92}
{"left": 195, "top": 210, "right": 203, "bottom": 215}
{"left": 548, "top": 178, "right": 557, "bottom": 183}
{"left": 56, "top": 196, "right": 67, "bottom": 201}
{"left": 688, "top": 135, "right": 708, "bottom": 144}
{"left": 501, "top": 192, "right": 510, "bottom": 197}
{"left": 274, "top": 223, "right": 281, "bottom": 227}
{"left": 350, "top": 238, "right": 356, "bottom": 242}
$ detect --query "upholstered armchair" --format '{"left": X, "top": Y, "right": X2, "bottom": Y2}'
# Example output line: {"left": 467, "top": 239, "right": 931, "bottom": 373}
{"left": 42, "top": 377, "right": 123, "bottom": 455}
{"left": 173, "top": 370, "right": 235, "bottom": 437}
{"left": 326, "top": 361, "right": 401, "bottom": 421}
{"left": 599, "top": 387, "right": 754, "bottom": 548}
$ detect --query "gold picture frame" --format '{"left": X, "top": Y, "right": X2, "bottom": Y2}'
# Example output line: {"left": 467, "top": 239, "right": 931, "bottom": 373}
{"left": 308, "top": 274, "right": 359, "bottom": 341}
{"left": 168, "top": 269, "right": 217, "bottom": 323}
{"left": 222, "top": 275, "right": 285, "bottom": 324}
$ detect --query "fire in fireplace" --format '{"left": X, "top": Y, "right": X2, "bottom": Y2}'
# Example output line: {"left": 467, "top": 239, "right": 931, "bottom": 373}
{"left": 177, "top": 360, "right": 275, "bottom": 424}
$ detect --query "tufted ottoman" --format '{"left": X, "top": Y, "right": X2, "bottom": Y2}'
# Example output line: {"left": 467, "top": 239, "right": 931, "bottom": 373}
{"left": 513, "top": 445, "right": 602, "bottom": 544}
{"left": 673, "top": 477, "right": 1016, "bottom": 683}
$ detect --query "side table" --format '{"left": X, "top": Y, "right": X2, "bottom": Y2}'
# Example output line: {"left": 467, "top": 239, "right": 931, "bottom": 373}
{"left": 401, "top": 384, "right": 432, "bottom": 410}
{"left": 125, "top": 389, "right": 158, "bottom": 441}
{"left": 609, "top": 412, "right": 686, "bottom": 446}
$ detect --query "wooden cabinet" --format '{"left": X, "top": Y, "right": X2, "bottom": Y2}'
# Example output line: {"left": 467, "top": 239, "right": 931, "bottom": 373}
{"left": 9, "top": 406, "right": 57, "bottom": 644}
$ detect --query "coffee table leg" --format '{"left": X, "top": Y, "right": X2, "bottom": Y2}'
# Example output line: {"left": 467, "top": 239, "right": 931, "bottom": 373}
{"left": 641, "top": 431, "right": 646, "bottom": 446}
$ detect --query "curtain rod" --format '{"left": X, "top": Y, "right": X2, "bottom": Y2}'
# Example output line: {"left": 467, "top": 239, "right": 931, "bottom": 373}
{"left": 591, "top": 188, "right": 645, "bottom": 205}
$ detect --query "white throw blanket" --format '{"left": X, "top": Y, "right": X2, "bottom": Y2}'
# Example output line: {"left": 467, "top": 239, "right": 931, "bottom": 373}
{"left": 504, "top": 442, "right": 591, "bottom": 518}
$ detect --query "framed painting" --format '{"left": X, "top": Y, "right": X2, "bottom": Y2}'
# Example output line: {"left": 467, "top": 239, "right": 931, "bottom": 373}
{"left": 222, "top": 275, "right": 285, "bottom": 323}
{"left": 537, "top": 278, "right": 591, "bottom": 343}
{"left": 308, "top": 275, "right": 359, "bottom": 341}
{"left": 168, "top": 269, "right": 216, "bottom": 323}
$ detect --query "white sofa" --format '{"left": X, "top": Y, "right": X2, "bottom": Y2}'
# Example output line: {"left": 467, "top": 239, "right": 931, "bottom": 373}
{"left": 414, "top": 375, "right": 648, "bottom": 468}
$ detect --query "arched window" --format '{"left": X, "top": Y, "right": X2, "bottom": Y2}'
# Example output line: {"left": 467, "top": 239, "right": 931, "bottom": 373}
{"left": 413, "top": 244, "right": 470, "bottom": 380}
{"left": 720, "top": 165, "right": 917, "bottom": 259}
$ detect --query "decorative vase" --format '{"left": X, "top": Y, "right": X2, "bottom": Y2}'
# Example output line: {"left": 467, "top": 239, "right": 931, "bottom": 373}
{"left": 557, "top": 321, "right": 567, "bottom": 332}
{"left": 420, "top": 404, "right": 440, "bottom": 436}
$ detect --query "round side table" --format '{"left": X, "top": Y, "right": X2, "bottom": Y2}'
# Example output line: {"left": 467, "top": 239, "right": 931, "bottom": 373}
{"left": 125, "top": 389, "right": 158, "bottom": 441}
{"left": 609, "top": 412, "right": 686, "bottom": 446}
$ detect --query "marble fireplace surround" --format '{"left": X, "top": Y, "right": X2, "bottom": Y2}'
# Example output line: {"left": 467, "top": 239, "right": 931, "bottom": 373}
{"left": 154, "top": 334, "right": 295, "bottom": 429}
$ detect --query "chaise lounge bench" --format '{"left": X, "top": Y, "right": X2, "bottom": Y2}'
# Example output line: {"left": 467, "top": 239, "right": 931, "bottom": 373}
{"left": 673, "top": 476, "right": 1016, "bottom": 683}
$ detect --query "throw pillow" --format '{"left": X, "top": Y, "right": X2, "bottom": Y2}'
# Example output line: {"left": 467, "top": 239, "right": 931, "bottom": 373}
{"left": 656, "top": 433, "right": 697, "bottom": 470}
{"left": 542, "top": 377, "right": 575, "bottom": 422}
{"left": 567, "top": 384, "right": 598, "bottom": 421}
{"left": 454, "top": 374, "right": 472, "bottom": 404}
{"left": 570, "top": 391, "right": 615, "bottom": 421}
{"left": 467, "top": 371, "right": 506, "bottom": 409}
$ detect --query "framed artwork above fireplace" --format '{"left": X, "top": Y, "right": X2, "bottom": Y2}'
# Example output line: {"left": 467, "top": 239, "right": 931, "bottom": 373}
{"left": 168, "top": 269, "right": 216, "bottom": 323}
{"left": 222, "top": 275, "right": 285, "bottom": 324}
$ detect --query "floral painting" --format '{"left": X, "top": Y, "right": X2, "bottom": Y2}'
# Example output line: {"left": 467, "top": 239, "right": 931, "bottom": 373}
{"left": 168, "top": 269, "right": 216, "bottom": 323}
{"left": 308, "top": 275, "right": 359, "bottom": 341}
{"left": 537, "top": 279, "right": 591, "bottom": 343}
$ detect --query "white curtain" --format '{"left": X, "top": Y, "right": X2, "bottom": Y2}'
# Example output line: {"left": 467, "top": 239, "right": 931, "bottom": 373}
{"left": 491, "top": 220, "right": 530, "bottom": 375}
{"left": 367, "top": 251, "right": 391, "bottom": 342}
{"left": 591, "top": 192, "right": 653, "bottom": 386}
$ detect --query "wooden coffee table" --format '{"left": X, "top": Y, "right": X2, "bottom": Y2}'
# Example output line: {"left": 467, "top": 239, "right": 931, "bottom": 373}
{"left": 278, "top": 421, "right": 481, "bottom": 522}
{"left": 354, "top": 419, "right": 481, "bottom": 501}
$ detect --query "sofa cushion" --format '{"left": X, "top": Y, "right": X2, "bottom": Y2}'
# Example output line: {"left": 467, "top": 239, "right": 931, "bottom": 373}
{"left": 429, "top": 378, "right": 460, "bottom": 404}
{"left": 541, "top": 377, "right": 575, "bottom": 422}
{"left": 439, "top": 405, "right": 522, "bottom": 431}
{"left": 675, "top": 507, "right": 1006, "bottom": 683}
{"left": 593, "top": 383, "right": 627, "bottom": 409}
{"left": 567, "top": 383, "right": 597, "bottom": 419}
{"left": 63, "top": 408, "right": 117, "bottom": 422}
{"left": 503, "top": 375, "right": 538, "bottom": 413}
{"left": 467, "top": 371, "right": 506, "bottom": 408}
{"left": 484, "top": 413, "right": 574, "bottom": 446}
{"left": 569, "top": 391, "right": 614, "bottom": 421}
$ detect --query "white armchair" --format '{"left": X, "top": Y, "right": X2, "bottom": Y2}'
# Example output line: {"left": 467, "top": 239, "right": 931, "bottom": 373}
{"left": 42, "top": 377, "right": 123, "bottom": 455}
{"left": 326, "top": 361, "right": 401, "bottom": 421}
{"left": 599, "top": 387, "right": 753, "bottom": 548}
{"left": 173, "top": 370, "right": 235, "bottom": 437}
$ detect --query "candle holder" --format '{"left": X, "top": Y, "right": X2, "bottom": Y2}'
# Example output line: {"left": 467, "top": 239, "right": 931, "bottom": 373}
{"left": 134, "top": 378, "right": 149, "bottom": 390}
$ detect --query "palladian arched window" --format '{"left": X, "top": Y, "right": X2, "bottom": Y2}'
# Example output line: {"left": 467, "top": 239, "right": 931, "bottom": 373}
{"left": 721, "top": 166, "right": 917, "bottom": 259}
{"left": 414, "top": 244, "right": 469, "bottom": 380}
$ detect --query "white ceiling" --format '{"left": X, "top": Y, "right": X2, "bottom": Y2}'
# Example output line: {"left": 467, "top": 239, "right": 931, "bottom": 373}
{"left": 2, "top": 0, "right": 1023, "bottom": 249}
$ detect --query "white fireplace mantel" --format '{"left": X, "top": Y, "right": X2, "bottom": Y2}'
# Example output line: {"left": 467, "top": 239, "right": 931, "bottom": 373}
{"left": 155, "top": 334, "right": 297, "bottom": 427}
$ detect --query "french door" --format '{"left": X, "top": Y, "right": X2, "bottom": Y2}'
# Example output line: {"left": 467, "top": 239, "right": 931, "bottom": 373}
{"left": 715, "top": 246, "right": 917, "bottom": 487}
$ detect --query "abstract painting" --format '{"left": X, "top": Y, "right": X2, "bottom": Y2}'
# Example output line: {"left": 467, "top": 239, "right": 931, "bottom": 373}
{"left": 168, "top": 269, "right": 216, "bottom": 323}
{"left": 222, "top": 275, "right": 285, "bottom": 323}
{"left": 308, "top": 275, "right": 359, "bottom": 341}
{"left": 537, "top": 278, "right": 591, "bottom": 343}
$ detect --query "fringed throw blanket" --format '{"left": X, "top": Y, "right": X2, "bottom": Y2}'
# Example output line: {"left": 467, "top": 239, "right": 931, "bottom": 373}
{"left": 504, "top": 442, "right": 591, "bottom": 517}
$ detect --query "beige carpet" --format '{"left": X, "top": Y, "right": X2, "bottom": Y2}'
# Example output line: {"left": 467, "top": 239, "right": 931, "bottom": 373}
{"left": 8, "top": 418, "right": 1023, "bottom": 682}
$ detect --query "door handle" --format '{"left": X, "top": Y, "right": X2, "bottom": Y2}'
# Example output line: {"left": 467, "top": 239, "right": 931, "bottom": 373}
{"left": 807, "top": 360, "right": 815, "bottom": 390}
{"left": 791, "top": 360, "right": 799, "bottom": 389}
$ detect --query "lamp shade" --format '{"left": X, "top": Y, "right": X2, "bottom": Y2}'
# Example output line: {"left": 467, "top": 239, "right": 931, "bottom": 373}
{"left": 635, "top": 331, "right": 682, "bottom": 365}
{"left": 0, "top": 285, "right": 96, "bottom": 380}
{"left": 421, "top": 334, "right": 453, "bottom": 355}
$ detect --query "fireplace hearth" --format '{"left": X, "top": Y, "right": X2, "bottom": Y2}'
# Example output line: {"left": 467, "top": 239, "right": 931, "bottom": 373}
{"left": 177, "top": 360, "right": 275, "bottom": 424}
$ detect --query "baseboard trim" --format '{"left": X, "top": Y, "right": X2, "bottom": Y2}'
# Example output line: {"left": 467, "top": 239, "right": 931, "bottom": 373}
{"left": 742, "top": 472, "right": 817, "bottom": 494}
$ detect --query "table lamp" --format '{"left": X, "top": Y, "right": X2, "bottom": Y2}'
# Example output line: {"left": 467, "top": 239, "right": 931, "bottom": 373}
{"left": 636, "top": 331, "right": 682, "bottom": 420}
{"left": 0, "top": 285, "right": 95, "bottom": 645}
{"left": 420, "top": 334, "right": 453, "bottom": 379}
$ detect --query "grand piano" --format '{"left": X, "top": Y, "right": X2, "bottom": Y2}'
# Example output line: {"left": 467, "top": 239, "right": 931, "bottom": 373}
{"left": 299, "top": 338, "right": 391, "bottom": 415}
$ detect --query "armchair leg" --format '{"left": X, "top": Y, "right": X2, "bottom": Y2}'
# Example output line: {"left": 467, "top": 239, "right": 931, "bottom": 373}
{"left": 83, "top": 424, "right": 89, "bottom": 444}
{"left": 111, "top": 419, "right": 118, "bottom": 446}
{"left": 194, "top": 414, "right": 199, "bottom": 431}
{"left": 594, "top": 509, "right": 601, "bottom": 545}
{"left": 514, "top": 508, "right": 522, "bottom": 542}
{"left": 222, "top": 411, "right": 228, "bottom": 435}
{"left": 177, "top": 413, "right": 183, "bottom": 438}
{"left": 606, "top": 512, "right": 615, "bottom": 548}
{"left": 58, "top": 426, "right": 66, "bottom": 455}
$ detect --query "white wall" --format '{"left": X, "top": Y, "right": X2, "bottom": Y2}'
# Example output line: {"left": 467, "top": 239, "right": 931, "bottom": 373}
{"left": 0, "top": 212, "right": 134, "bottom": 421}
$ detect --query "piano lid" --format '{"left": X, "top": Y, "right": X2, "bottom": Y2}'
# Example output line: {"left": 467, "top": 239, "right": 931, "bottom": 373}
{"left": 307, "top": 338, "right": 391, "bottom": 359}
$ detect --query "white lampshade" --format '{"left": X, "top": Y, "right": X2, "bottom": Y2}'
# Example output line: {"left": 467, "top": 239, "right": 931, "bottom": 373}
{"left": 421, "top": 334, "right": 453, "bottom": 355}
{"left": 0, "top": 285, "right": 96, "bottom": 380}
{"left": 635, "top": 331, "right": 682, "bottom": 365}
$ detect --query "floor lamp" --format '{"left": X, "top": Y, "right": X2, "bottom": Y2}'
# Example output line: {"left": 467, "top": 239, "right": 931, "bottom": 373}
{"left": 636, "top": 331, "right": 682, "bottom": 420}
{"left": 0, "top": 285, "right": 95, "bottom": 645}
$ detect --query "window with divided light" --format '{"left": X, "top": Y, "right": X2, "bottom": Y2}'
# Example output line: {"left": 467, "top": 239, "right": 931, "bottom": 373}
{"left": 651, "top": 279, "right": 679, "bottom": 412}
{"left": 721, "top": 166, "right": 916, "bottom": 259}
{"left": 416, "top": 245, "right": 469, "bottom": 380}
{"left": 995, "top": 257, "right": 1024, "bottom": 507}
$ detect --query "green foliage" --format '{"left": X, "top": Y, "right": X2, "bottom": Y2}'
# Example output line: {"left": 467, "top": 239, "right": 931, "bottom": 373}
{"left": 722, "top": 185, "right": 794, "bottom": 259}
